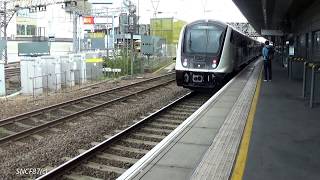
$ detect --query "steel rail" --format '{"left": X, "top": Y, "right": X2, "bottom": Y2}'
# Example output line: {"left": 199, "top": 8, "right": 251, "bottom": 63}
{"left": 0, "top": 73, "right": 174, "bottom": 126}
{"left": 0, "top": 79, "right": 176, "bottom": 144}
{"left": 36, "top": 91, "right": 195, "bottom": 180}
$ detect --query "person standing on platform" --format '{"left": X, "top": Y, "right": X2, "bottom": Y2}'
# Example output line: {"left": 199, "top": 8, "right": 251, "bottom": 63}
{"left": 262, "top": 40, "right": 273, "bottom": 81}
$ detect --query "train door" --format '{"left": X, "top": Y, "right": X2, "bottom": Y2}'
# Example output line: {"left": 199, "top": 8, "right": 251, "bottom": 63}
{"left": 300, "top": 34, "right": 307, "bottom": 59}
{"left": 308, "top": 33, "right": 313, "bottom": 60}
{"left": 305, "top": 33, "right": 308, "bottom": 59}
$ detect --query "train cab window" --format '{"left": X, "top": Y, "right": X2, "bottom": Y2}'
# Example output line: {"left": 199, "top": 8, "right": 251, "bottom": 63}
{"left": 184, "top": 23, "right": 226, "bottom": 54}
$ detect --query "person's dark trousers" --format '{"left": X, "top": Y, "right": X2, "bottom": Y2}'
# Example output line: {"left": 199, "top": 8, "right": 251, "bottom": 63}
{"left": 263, "top": 60, "right": 272, "bottom": 80}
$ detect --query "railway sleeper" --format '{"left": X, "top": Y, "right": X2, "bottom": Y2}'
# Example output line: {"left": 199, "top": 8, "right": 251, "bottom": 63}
{"left": 172, "top": 108, "right": 197, "bottom": 113}
{"left": 40, "top": 112, "right": 57, "bottom": 118}
{"left": 118, "top": 140, "right": 154, "bottom": 151}
{"left": 107, "top": 148, "right": 145, "bottom": 160}
{"left": 23, "top": 117, "right": 48, "bottom": 126}
{"left": 84, "top": 162, "right": 126, "bottom": 175}
{"left": 64, "top": 104, "right": 86, "bottom": 113}
{"left": 179, "top": 102, "right": 203, "bottom": 107}
{"left": 132, "top": 132, "right": 167, "bottom": 140}
{"left": 157, "top": 114, "right": 187, "bottom": 120}
{"left": 122, "top": 138, "right": 158, "bottom": 147}
{"left": 128, "top": 134, "right": 163, "bottom": 143}
{"left": 186, "top": 100, "right": 207, "bottom": 104}
{"left": 165, "top": 111, "right": 193, "bottom": 116}
{"left": 14, "top": 122, "right": 33, "bottom": 129}
{"left": 88, "top": 99, "right": 106, "bottom": 104}
{"left": 64, "top": 173, "right": 103, "bottom": 180}
{"left": 155, "top": 118, "right": 183, "bottom": 125}
{"left": 110, "top": 145, "right": 149, "bottom": 155}
{"left": 174, "top": 105, "right": 199, "bottom": 110}
{"left": 33, "top": 113, "right": 55, "bottom": 120}
{"left": 97, "top": 153, "right": 138, "bottom": 164}
{"left": 2, "top": 123, "right": 26, "bottom": 132}
{"left": 147, "top": 122, "right": 178, "bottom": 129}
{"left": 70, "top": 104, "right": 88, "bottom": 110}
{"left": 141, "top": 127, "right": 172, "bottom": 134}
{"left": 91, "top": 157, "right": 133, "bottom": 170}
{"left": 57, "top": 109, "right": 75, "bottom": 115}
{"left": 80, "top": 101, "right": 97, "bottom": 107}
{"left": 0, "top": 127, "right": 15, "bottom": 136}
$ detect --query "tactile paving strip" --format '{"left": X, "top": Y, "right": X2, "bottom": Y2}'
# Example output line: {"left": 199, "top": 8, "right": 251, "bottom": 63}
{"left": 191, "top": 60, "right": 262, "bottom": 180}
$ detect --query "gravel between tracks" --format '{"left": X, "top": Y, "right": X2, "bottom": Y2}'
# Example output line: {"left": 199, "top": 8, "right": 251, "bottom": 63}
{"left": 0, "top": 73, "right": 160, "bottom": 119}
{"left": 0, "top": 82, "right": 189, "bottom": 180}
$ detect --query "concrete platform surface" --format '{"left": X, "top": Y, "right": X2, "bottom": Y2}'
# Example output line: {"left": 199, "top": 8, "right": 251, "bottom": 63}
{"left": 243, "top": 61, "right": 320, "bottom": 180}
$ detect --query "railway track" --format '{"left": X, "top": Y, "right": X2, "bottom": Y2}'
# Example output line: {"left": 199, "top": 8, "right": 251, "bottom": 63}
{"left": 0, "top": 73, "right": 175, "bottom": 144}
{"left": 37, "top": 92, "right": 213, "bottom": 180}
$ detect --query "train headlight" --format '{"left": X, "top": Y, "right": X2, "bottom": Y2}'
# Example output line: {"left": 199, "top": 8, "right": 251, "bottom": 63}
{"left": 183, "top": 58, "right": 188, "bottom": 67}
{"left": 212, "top": 59, "right": 218, "bottom": 68}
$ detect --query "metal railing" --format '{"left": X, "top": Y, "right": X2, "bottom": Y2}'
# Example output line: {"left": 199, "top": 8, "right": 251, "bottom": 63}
{"left": 287, "top": 56, "right": 306, "bottom": 80}
{"left": 302, "top": 62, "right": 320, "bottom": 108}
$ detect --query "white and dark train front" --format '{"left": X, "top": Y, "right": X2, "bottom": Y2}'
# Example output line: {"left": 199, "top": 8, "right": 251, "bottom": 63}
{"left": 176, "top": 56, "right": 224, "bottom": 88}
{"left": 176, "top": 20, "right": 228, "bottom": 88}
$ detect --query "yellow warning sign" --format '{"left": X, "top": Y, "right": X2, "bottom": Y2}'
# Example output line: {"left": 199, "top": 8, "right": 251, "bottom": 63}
{"left": 88, "top": 32, "right": 105, "bottom": 39}
{"left": 86, "top": 58, "right": 104, "bottom": 63}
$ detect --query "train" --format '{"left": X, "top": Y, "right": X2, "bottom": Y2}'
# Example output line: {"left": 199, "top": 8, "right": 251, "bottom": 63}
{"left": 175, "top": 19, "right": 261, "bottom": 89}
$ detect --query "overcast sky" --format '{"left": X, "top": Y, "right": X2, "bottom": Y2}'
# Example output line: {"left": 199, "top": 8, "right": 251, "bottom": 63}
{"left": 110, "top": 0, "right": 247, "bottom": 23}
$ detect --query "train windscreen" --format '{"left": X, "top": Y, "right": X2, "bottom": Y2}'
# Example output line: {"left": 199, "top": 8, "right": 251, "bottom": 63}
{"left": 184, "top": 23, "right": 225, "bottom": 54}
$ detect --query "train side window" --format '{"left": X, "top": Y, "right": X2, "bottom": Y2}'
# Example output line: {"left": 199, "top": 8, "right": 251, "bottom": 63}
{"left": 235, "top": 32, "right": 241, "bottom": 46}
{"left": 313, "top": 31, "right": 320, "bottom": 48}
{"left": 312, "top": 31, "right": 320, "bottom": 59}
{"left": 230, "top": 30, "right": 234, "bottom": 43}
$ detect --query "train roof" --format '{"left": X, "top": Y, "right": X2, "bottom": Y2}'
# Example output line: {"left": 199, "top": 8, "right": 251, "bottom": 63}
{"left": 185, "top": 19, "right": 260, "bottom": 43}
{"left": 186, "top": 19, "right": 228, "bottom": 28}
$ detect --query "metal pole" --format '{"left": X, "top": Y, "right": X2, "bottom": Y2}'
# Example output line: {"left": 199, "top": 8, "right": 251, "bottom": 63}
{"left": 302, "top": 62, "right": 307, "bottom": 98}
{"left": 131, "top": 32, "right": 134, "bottom": 76}
{"left": 288, "top": 58, "right": 292, "bottom": 80}
{"left": 64, "top": 71, "right": 67, "bottom": 88}
{"left": 0, "top": 4, "right": 2, "bottom": 62}
{"left": 73, "top": 12, "right": 78, "bottom": 53}
{"left": 32, "top": 78, "right": 35, "bottom": 99}
{"left": 55, "top": 73, "right": 58, "bottom": 92}
{"left": 3, "top": 1, "right": 7, "bottom": 64}
{"left": 106, "top": 8, "right": 109, "bottom": 58}
{"left": 309, "top": 65, "right": 315, "bottom": 108}
{"left": 138, "top": 0, "right": 140, "bottom": 35}
{"left": 91, "top": 67, "right": 93, "bottom": 81}
{"left": 126, "top": 38, "right": 128, "bottom": 75}
{"left": 112, "top": 13, "right": 115, "bottom": 59}
{"left": 46, "top": 74, "right": 49, "bottom": 96}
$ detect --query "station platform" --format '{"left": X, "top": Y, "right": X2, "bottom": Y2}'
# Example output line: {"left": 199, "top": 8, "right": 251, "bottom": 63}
{"left": 118, "top": 57, "right": 320, "bottom": 180}
{"left": 243, "top": 60, "right": 320, "bottom": 179}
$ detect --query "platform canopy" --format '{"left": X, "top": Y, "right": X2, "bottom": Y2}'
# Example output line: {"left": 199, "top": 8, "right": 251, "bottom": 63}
{"left": 232, "top": 0, "right": 317, "bottom": 35}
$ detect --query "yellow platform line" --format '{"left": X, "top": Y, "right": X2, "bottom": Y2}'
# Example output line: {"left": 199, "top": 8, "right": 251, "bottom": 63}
{"left": 231, "top": 70, "right": 262, "bottom": 180}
